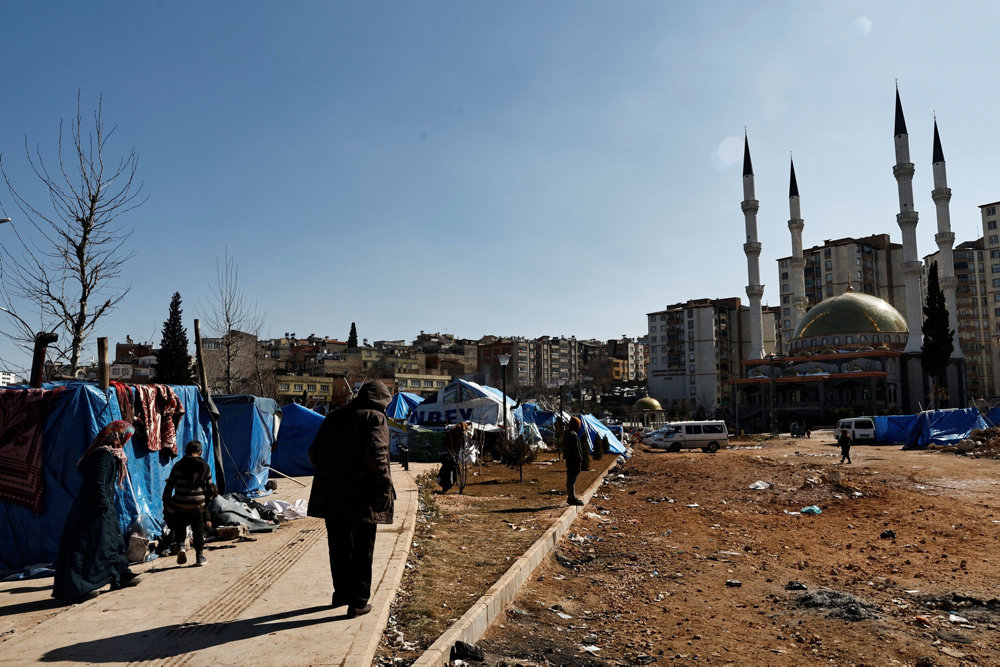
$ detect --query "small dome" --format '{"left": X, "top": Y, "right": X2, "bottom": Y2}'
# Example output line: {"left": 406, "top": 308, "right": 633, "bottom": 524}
{"left": 792, "top": 289, "right": 908, "bottom": 339}
{"left": 633, "top": 397, "right": 662, "bottom": 412}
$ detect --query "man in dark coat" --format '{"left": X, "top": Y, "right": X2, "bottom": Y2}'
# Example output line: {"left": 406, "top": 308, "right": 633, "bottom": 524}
{"left": 163, "top": 440, "right": 215, "bottom": 566}
{"left": 308, "top": 380, "right": 395, "bottom": 617}
{"left": 562, "top": 416, "right": 585, "bottom": 506}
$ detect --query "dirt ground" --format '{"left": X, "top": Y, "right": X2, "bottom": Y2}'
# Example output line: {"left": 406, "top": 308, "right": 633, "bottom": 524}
{"left": 376, "top": 453, "right": 616, "bottom": 664}
{"left": 472, "top": 431, "right": 1000, "bottom": 666}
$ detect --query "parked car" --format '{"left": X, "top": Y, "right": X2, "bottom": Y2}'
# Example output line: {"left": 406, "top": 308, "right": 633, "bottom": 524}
{"left": 836, "top": 417, "right": 876, "bottom": 444}
{"left": 642, "top": 420, "right": 728, "bottom": 452}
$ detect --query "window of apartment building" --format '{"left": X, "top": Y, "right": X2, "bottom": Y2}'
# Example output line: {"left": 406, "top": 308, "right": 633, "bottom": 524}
{"left": 993, "top": 265, "right": 1000, "bottom": 273}
{"left": 651, "top": 357, "right": 657, "bottom": 364}
{"left": 660, "top": 314, "right": 666, "bottom": 320}
{"left": 983, "top": 297, "right": 989, "bottom": 306}
{"left": 995, "top": 308, "right": 1000, "bottom": 317}
{"left": 423, "top": 380, "right": 434, "bottom": 387}
{"left": 689, "top": 353, "right": 695, "bottom": 361}
{"left": 825, "top": 260, "right": 832, "bottom": 269}
{"left": 824, "top": 248, "right": 831, "bottom": 257}
{"left": 687, "top": 321, "right": 693, "bottom": 329}
{"left": 784, "top": 319, "right": 791, "bottom": 327}
{"left": 307, "top": 384, "right": 316, "bottom": 391}
{"left": 826, "top": 286, "right": 833, "bottom": 296}
{"left": 992, "top": 250, "right": 1000, "bottom": 259}
{"left": 689, "top": 364, "right": 696, "bottom": 373}
{"left": 990, "top": 220, "right": 998, "bottom": 230}
{"left": 994, "top": 294, "right": 1000, "bottom": 302}
{"left": 993, "top": 279, "right": 1000, "bottom": 288}
{"left": 783, "top": 307, "right": 790, "bottom": 315}
{"left": 825, "top": 273, "right": 833, "bottom": 283}
{"left": 660, "top": 325, "right": 666, "bottom": 331}
{"left": 320, "top": 384, "right": 330, "bottom": 392}
{"left": 688, "top": 342, "right": 694, "bottom": 351}
{"left": 279, "top": 383, "right": 289, "bottom": 391}
{"left": 782, "top": 295, "right": 789, "bottom": 303}
{"left": 293, "top": 383, "right": 303, "bottom": 391}
{"left": 991, "top": 235, "right": 999, "bottom": 245}
{"left": 781, "top": 272, "right": 788, "bottom": 279}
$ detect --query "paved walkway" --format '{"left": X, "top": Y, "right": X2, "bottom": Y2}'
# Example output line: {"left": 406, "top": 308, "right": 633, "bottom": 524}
{"left": 0, "top": 462, "right": 431, "bottom": 666}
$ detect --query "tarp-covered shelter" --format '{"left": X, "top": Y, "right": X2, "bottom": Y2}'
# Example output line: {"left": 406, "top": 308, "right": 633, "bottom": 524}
{"left": 214, "top": 395, "right": 280, "bottom": 497}
{"left": 580, "top": 414, "right": 626, "bottom": 454}
{"left": 386, "top": 391, "right": 423, "bottom": 420}
{"left": 407, "top": 379, "right": 513, "bottom": 427}
{"left": 873, "top": 407, "right": 989, "bottom": 449}
{"left": 270, "top": 402, "right": 324, "bottom": 477}
{"left": 986, "top": 406, "right": 1000, "bottom": 427}
{"left": 0, "top": 382, "right": 214, "bottom": 571}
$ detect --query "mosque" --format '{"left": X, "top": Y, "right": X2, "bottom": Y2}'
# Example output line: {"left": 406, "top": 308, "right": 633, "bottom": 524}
{"left": 732, "top": 88, "right": 967, "bottom": 431}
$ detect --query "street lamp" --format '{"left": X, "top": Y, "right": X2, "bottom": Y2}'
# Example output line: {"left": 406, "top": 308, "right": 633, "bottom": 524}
{"left": 767, "top": 353, "right": 776, "bottom": 435}
{"left": 0, "top": 218, "right": 10, "bottom": 224}
{"left": 498, "top": 353, "right": 511, "bottom": 434}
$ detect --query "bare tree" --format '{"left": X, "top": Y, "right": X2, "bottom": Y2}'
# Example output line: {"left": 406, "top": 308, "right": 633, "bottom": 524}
{"left": 204, "top": 251, "right": 264, "bottom": 395}
{"left": 0, "top": 93, "right": 146, "bottom": 375}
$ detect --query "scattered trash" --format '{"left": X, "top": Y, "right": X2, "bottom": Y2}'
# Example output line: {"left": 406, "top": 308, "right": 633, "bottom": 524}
{"left": 556, "top": 611, "right": 573, "bottom": 620}
{"left": 800, "top": 505, "right": 822, "bottom": 515}
{"left": 914, "top": 615, "right": 932, "bottom": 627}
{"left": 879, "top": 530, "right": 897, "bottom": 540}
{"left": 580, "top": 645, "right": 601, "bottom": 655}
{"left": 725, "top": 579, "right": 742, "bottom": 587}
{"left": 948, "top": 613, "right": 971, "bottom": 624}
{"left": 686, "top": 504, "right": 699, "bottom": 508}
{"left": 785, "top": 581, "right": 807, "bottom": 591}
{"left": 748, "top": 480, "right": 772, "bottom": 490}
{"left": 450, "top": 640, "right": 485, "bottom": 662}
{"left": 261, "top": 498, "right": 308, "bottom": 520}
{"left": 797, "top": 588, "right": 879, "bottom": 621}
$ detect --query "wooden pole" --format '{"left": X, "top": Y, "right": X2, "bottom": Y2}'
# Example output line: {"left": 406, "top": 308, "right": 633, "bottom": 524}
{"left": 97, "top": 337, "right": 109, "bottom": 390}
{"left": 194, "top": 319, "right": 210, "bottom": 395}
{"left": 194, "top": 318, "right": 227, "bottom": 493}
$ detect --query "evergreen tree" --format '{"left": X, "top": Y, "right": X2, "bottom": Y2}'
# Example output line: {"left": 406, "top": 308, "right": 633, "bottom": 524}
{"left": 153, "top": 292, "right": 194, "bottom": 385}
{"left": 921, "top": 262, "right": 954, "bottom": 406}
{"left": 348, "top": 322, "right": 358, "bottom": 348}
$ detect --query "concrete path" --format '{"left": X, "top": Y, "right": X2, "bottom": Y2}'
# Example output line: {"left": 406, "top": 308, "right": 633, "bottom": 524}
{"left": 0, "top": 462, "right": 432, "bottom": 666}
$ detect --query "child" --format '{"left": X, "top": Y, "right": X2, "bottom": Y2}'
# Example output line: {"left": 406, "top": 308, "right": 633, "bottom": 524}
{"left": 163, "top": 440, "right": 215, "bottom": 565}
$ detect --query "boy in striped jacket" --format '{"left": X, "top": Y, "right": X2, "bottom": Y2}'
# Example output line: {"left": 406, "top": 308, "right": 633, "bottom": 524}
{"left": 163, "top": 440, "right": 215, "bottom": 566}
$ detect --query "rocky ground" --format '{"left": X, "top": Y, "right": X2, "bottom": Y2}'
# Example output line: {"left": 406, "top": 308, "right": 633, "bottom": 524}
{"left": 475, "top": 431, "right": 1000, "bottom": 666}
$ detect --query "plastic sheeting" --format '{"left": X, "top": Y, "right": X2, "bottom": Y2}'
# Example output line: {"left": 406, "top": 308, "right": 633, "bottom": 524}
{"left": 270, "top": 402, "right": 324, "bottom": 476}
{"left": 580, "top": 414, "right": 626, "bottom": 455}
{"left": 386, "top": 392, "right": 423, "bottom": 420}
{"left": 873, "top": 408, "right": 989, "bottom": 449}
{"left": 214, "top": 395, "right": 280, "bottom": 497}
{"left": 0, "top": 383, "right": 214, "bottom": 571}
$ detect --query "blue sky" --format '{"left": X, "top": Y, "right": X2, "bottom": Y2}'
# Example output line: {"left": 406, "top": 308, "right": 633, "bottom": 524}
{"left": 1, "top": 1, "right": 998, "bottom": 373}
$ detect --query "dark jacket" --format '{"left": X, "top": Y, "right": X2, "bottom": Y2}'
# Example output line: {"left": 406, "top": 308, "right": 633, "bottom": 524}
{"left": 308, "top": 381, "right": 395, "bottom": 525}
{"left": 53, "top": 449, "right": 129, "bottom": 599}
{"left": 163, "top": 455, "right": 213, "bottom": 513}
{"left": 562, "top": 429, "right": 583, "bottom": 470}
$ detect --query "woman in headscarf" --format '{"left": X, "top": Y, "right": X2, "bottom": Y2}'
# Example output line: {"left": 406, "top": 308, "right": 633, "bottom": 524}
{"left": 53, "top": 420, "right": 143, "bottom": 601}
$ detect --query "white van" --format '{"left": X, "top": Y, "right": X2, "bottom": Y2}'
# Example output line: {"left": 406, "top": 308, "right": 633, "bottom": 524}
{"left": 642, "top": 420, "right": 728, "bottom": 453}
{"left": 836, "top": 417, "right": 876, "bottom": 444}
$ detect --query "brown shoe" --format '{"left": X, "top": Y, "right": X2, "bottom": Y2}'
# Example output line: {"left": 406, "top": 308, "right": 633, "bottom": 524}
{"left": 347, "top": 604, "right": 372, "bottom": 618}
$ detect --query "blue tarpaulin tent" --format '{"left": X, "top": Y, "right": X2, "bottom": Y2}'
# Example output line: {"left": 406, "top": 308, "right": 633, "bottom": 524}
{"left": 985, "top": 407, "right": 1000, "bottom": 427}
{"left": 270, "top": 402, "right": 324, "bottom": 477}
{"left": 386, "top": 392, "right": 423, "bottom": 420}
{"left": 214, "top": 395, "right": 280, "bottom": 497}
{"left": 874, "top": 408, "right": 989, "bottom": 449}
{"left": 0, "top": 382, "right": 214, "bottom": 571}
{"left": 580, "top": 414, "right": 626, "bottom": 454}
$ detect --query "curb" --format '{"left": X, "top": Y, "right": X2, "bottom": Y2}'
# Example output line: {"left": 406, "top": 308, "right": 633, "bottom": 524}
{"left": 413, "top": 461, "right": 616, "bottom": 666}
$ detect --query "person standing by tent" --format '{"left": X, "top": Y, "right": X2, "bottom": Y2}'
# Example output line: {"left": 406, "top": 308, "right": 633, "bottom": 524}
{"left": 162, "top": 440, "right": 215, "bottom": 566}
{"left": 308, "top": 380, "right": 395, "bottom": 618}
{"left": 562, "top": 416, "right": 585, "bottom": 506}
{"left": 53, "top": 420, "right": 143, "bottom": 602}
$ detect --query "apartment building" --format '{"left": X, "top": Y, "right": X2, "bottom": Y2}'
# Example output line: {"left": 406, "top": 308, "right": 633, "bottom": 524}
{"left": 981, "top": 202, "right": 1000, "bottom": 395}
{"left": 606, "top": 336, "right": 646, "bottom": 381}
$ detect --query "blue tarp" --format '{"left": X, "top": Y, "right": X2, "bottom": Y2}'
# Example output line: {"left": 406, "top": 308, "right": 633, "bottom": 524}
{"left": 874, "top": 408, "right": 989, "bottom": 449}
{"left": 0, "top": 382, "right": 214, "bottom": 571}
{"left": 386, "top": 392, "right": 423, "bottom": 420}
{"left": 580, "top": 414, "right": 626, "bottom": 454}
{"left": 214, "top": 395, "right": 280, "bottom": 497}
{"left": 270, "top": 402, "right": 324, "bottom": 477}
{"left": 873, "top": 415, "right": 922, "bottom": 447}
{"left": 986, "top": 407, "right": 1000, "bottom": 427}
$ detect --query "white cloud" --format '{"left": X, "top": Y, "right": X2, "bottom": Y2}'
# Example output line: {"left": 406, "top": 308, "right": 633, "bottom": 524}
{"left": 712, "top": 136, "right": 743, "bottom": 170}
{"left": 852, "top": 16, "right": 872, "bottom": 37}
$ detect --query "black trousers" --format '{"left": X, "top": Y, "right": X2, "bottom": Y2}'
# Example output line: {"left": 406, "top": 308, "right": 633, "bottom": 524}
{"left": 325, "top": 519, "right": 377, "bottom": 608}
{"left": 566, "top": 464, "right": 581, "bottom": 500}
{"left": 169, "top": 509, "right": 205, "bottom": 554}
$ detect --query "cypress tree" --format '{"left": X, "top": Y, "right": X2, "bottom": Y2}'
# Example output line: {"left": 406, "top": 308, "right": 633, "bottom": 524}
{"left": 153, "top": 292, "right": 194, "bottom": 385}
{"left": 921, "top": 262, "right": 954, "bottom": 405}
{"left": 348, "top": 322, "right": 358, "bottom": 348}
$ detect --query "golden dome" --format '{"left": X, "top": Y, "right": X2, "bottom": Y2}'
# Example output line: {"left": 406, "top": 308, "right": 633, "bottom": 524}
{"left": 633, "top": 397, "right": 663, "bottom": 412}
{"left": 792, "top": 289, "right": 908, "bottom": 339}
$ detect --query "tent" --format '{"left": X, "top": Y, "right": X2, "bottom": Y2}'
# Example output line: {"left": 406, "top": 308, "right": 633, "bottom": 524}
{"left": 386, "top": 392, "right": 424, "bottom": 420}
{"left": 0, "top": 382, "right": 214, "bottom": 571}
{"left": 580, "top": 414, "right": 626, "bottom": 454}
{"left": 270, "top": 402, "right": 324, "bottom": 477}
{"left": 214, "top": 395, "right": 280, "bottom": 497}
{"left": 986, "top": 406, "right": 1000, "bottom": 427}
{"left": 407, "top": 379, "right": 513, "bottom": 427}
{"left": 873, "top": 408, "right": 989, "bottom": 449}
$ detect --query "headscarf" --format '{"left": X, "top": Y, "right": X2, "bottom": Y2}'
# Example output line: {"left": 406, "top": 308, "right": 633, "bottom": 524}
{"left": 77, "top": 420, "right": 135, "bottom": 488}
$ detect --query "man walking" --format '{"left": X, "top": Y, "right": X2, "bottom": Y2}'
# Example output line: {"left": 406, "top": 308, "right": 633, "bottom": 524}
{"left": 309, "top": 380, "right": 395, "bottom": 617}
{"left": 562, "top": 416, "right": 585, "bottom": 506}
{"left": 162, "top": 440, "right": 214, "bottom": 566}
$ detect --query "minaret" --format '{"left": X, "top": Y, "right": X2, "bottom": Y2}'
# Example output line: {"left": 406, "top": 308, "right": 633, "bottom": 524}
{"left": 742, "top": 133, "right": 765, "bottom": 360}
{"left": 931, "top": 118, "right": 963, "bottom": 359}
{"left": 787, "top": 157, "right": 808, "bottom": 331}
{"left": 892, "top": 87, "right": 924, "bottom": 353}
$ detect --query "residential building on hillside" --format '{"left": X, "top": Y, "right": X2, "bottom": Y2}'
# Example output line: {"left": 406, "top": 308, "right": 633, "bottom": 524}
{"left": 395, "top": 371, "right": 449, "bottom": 397}
{"left": 0, "top": 370, "right": 20, "bottom": 386}
{"left": 981, "top": 201, "right": 1000, "bottom": 396}
{"left": 478, "top": 337, "right": 535, "bottom": 390}
{"left": 606, "top": 336, "right": 646, "bottom": 381}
